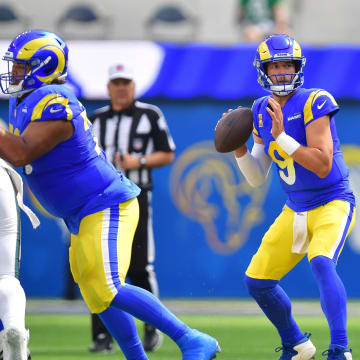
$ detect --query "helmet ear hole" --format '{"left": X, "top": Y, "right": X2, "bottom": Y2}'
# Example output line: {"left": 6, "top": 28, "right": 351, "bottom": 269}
{"left": 31, "top": 57, "right": 41, "bottom": 66}
{"left": 43, "top": 67, "right": 53, "bottom": 74}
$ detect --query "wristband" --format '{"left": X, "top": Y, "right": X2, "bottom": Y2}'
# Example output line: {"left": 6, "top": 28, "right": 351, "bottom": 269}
{"left": 275, "top": 132, "right": 300, "bottom": 156}
{"left": 139, "top": 156, "right": 147, "bottom": 168}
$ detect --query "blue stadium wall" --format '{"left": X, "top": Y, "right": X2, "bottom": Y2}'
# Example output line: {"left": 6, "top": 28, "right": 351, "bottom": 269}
{"left": 4, "top": 43, "right": 360, "bottom": 299}
{"left": 8, "top": 99, "right": 360, "bottom": 299}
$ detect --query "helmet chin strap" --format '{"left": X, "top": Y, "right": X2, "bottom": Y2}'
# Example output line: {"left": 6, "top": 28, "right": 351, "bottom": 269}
{"left": 8, "top": 80, "right": 32, "bottom": 98}
{"left": 270, "top": 85, "right": 295, "bottom": 96}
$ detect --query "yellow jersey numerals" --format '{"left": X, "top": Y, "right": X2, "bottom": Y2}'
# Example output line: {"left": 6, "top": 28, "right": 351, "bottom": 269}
{"left": 268, "top": 141, "right": 296, "bottom": 185}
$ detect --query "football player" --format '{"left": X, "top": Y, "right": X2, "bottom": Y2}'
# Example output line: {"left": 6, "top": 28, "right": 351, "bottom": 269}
{"left": 234, "top": 34, "right": 355, "bottom": 360}
{"left": 0, "top": 158, "right": 39, "bottom": 360}
{"left": 0, "top": 30, "right": 220, "bottom": 360}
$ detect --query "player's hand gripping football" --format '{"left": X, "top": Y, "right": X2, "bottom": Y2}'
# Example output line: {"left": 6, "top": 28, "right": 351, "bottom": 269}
{"left": 221, "top": 105, "right": 242, "bottom": 119}
{"left": 267, "top": 97, "right": 284, "bottom": 139}
{"left": 215, "top": 105, "right": 242, "bottom": 130}
{"left": 215, "top": 107, "right": 234, "bottom": 131}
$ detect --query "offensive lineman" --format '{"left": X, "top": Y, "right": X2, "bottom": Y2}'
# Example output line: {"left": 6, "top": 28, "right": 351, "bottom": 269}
{"left": 0, "top": 29, "right": 220, "bottom": 360}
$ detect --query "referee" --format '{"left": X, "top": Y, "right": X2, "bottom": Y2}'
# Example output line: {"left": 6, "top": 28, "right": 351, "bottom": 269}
{"left": 88, "top": 63, "right": 175, "bottom": 353}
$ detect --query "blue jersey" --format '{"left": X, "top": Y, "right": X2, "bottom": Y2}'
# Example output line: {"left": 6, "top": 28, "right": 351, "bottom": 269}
{"left": 9, "top": 84, "right": 140, "bottom": 234}
{"left": 252, "top": 87, "right": 355, "bottom": 211}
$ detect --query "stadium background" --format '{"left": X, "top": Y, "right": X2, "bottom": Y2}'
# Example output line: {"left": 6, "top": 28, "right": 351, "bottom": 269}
{"left": 0, "top": 0, "right": 359, "bottom": 300}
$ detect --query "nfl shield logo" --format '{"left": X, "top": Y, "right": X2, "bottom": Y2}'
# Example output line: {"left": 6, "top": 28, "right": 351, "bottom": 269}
{"left": 133, "top": 138, "right": 143, "bottom": 150}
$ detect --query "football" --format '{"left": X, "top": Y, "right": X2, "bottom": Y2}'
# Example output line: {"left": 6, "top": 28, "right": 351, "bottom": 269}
{"left": 214, "top": 107, "right": 253, "bottom": 153}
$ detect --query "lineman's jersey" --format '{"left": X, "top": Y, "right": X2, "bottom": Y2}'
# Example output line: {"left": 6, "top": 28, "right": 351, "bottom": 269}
{"left": 9, "top": 84, "right": 140, "bottom": 234}
{"left": 252, "top": 87, "right": 355, "bottom": 211}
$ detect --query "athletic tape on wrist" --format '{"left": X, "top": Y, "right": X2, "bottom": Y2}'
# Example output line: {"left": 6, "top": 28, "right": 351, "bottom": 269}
{"left": 275, "top": 132, "right": 300, "bottom": 156}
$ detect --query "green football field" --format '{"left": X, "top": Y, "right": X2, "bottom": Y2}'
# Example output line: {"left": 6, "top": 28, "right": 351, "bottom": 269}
{"left": 26, "top": 312, "right": 360, "bottom": 359}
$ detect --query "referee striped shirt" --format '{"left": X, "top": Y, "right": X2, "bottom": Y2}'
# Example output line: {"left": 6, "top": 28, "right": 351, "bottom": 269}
{"left": 90, "top": 100, "right": 175, "bottom": 190}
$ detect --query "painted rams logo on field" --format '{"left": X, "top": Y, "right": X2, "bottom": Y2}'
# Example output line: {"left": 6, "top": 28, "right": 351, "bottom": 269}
{"left": 170, "top": 141, "right": 270, "bottom": 255}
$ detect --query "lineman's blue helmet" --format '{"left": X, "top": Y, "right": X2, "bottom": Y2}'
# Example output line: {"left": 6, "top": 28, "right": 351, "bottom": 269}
{"left": 0, "top": 29, "right": 68, "bottom": 97}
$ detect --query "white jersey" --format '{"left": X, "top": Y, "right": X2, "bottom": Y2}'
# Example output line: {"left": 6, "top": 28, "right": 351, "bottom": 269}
{"left": 0, "top": 159, "right": 39, "bottom": 229}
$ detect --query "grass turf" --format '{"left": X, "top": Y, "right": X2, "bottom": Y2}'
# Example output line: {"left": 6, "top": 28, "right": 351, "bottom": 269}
{"left": 27, "top": 314, "right": 360, "bottom": 359}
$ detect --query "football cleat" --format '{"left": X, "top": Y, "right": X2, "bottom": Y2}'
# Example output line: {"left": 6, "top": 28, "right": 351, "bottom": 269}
{"left": 143, "top": 324, "right": 163, "bottom": 352}
{"left": 177, "top": 328, "right": 221, "bottom": 360}
{"left": 88, "top": 333, "right": 115, "bottom": 353}
{"left": 322, "top": 344, "right": 352, "bottom": 359}
{"left": 0, "top": 338, "right": 31, "bottom": 360}
{"left": 0, "top": 349, "right": 31, "bottom": 360}
{"left": 2, "top": 327, "right": 29, "bottom": 360}
{"left": 275, "top": 332, "right": 316, "bottom": 360}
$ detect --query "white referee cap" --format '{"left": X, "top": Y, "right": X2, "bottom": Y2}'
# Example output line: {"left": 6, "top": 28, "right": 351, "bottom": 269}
{"left": 108, "top": 64, "right": 134, "bottom": 81}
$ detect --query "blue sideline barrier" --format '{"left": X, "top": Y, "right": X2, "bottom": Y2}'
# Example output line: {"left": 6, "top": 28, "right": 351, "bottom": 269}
{"left": 143, "top": 43, "right": 360, "bottom": 100}
{"left": 11, "top": 98, "right": 360, "bottom": 299}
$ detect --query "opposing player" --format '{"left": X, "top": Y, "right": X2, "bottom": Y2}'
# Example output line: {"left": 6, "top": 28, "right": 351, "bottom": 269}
{"left": 0, "top": 30, "right": 220, "bottom": 360}
{"left": 0, "top": 157, "right": 39, "bottom": 360}
{"left": 233, "top": 34, "right": 355, "bottom": 360}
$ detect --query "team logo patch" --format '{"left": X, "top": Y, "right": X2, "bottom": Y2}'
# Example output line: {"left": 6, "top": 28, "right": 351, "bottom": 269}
{"left": 133, "top": 138, "right": 143, "bottom": 150}
{"left": 274, "top": 53, "right": 291, "bottom": 58}
{"left": 288, "top": 113, "right": 302, "bottom": 121}
{"left": 317, "top": 100, "right": 327, "bottom": 110}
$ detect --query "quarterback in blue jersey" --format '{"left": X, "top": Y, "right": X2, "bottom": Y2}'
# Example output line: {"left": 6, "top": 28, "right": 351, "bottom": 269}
{"left": 0, "top": 30, "right": 220, "bottom": 360}
{"left": 233, "top": 34, "right": 355, "bottom": 360}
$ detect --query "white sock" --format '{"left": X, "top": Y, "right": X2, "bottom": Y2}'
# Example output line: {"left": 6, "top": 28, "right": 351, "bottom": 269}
{"left": 3, "top": 328, "right": 28, "bottom": 360}
{"left": 0, "top": 276, "right": 26, "bottom": 330}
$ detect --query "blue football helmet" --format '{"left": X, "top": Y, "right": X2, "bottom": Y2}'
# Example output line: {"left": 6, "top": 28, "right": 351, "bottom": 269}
{"left": 0, "top": 29, "right": 68, "bottom": 97}
{"left": 254, "top": 34, "right": 306, "bottom": 96}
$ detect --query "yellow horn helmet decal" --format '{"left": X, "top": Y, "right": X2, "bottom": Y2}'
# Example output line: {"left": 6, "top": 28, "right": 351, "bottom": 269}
{"left": 17, "top": 38, "right": 65, "bottom": 84}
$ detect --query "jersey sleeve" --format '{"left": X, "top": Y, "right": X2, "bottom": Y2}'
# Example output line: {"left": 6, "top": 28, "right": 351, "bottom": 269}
{"left": 151, "top": 108, "right": 176, "bottom": 152}
{"left": 251, "top": 100, "right": 262, "bottom": 139}
{"left": 29, "top": 92, "right": 76, "bottom": 123}
{"left": 91, "top": 116, "right": 100, "bottom": 141}
{"left": 303, "top": 90, "right": 339, "bottom": 127}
